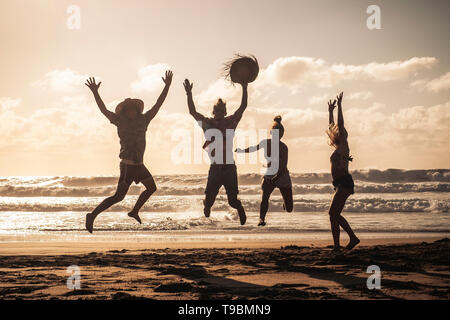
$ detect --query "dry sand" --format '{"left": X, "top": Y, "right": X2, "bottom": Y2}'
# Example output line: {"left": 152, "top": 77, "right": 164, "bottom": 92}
{"left": 0, "top": 237, "right": 448, "bottom": 300}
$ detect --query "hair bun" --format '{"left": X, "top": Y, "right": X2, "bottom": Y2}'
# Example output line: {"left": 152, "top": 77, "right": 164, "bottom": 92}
{"left": 274, "top": 115, "right": 282, "bottom": 123}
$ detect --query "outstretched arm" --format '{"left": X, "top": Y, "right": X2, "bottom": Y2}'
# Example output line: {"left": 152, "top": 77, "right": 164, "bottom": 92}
{"left": 145, "top": 70, "right": 173, "bottom": 122}
{"left": 235, "top": 145, "right": 260, "bottom": 153}
{"left": 85, "top": 77, "right": 117, "bottom": 123}
{"left": 328, "top": 99, "right": 336, "bottom": 126}
{"left": 183, "top": 79, "right": 205, "bottom": 122}
{"left": 232, "top": 82, "right": 248, "bottom": 121}
{"left": 235, "top": 139, "right": 264, "bottom": 153}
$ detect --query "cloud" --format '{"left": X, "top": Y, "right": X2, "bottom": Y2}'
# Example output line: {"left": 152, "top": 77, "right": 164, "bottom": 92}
{"left": 410, "top": 71, "right": 450, "bottom": 92}
{"left": 0, "top": 97, "right": 22, "bottom": 111}
{"left": 308, "top": 91, "right": 374, "bottom": 105}
{"left": 261, "top": 56, "right": 437, "bottom": 90}
{"left": 195, "top": 79, "right": 240, "bottom": 107}
{"left": 308, "top": 94, "right": 328, "bottom": 105}
{"left": 348, "top": 91, "right": 374, "bottom": 101}
{"left": 130, "top": 63, "right": 171, "bottom": 92}
{"left": 32, "top": 69, "right": 89, "bottom": 92}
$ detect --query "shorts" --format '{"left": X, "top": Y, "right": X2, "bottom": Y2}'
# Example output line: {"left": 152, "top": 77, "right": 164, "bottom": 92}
{"left": 332, "top": 173, "right": 355, "bottom": 194}
{"left": 263, "top": 170, "right": 292, "bottom": 189}
{"left": 119, "top": 162, "right": 152, "bottom": 185}
{"left": 205, "top": 164, "right": 239, "bottom": 196}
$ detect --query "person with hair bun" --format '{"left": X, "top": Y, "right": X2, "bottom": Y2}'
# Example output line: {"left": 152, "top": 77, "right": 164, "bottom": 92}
{"left": 327, "top": 92, "right": 359, "bottom": 251}
{"left": 236, "top": 116, "right": 293, "bottom": 226}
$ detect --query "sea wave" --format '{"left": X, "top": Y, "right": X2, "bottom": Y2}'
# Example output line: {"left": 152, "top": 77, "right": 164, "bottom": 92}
{"left": 0, "top": 196, "right": 447, "bottom": 213}
{"left": 0, "top": 182, "right": 448, "bottom": 197}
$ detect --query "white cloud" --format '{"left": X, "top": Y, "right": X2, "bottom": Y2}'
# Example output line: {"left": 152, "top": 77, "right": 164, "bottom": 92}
{"left": 348, "top": 91, "right": 374, "bottom": 100}
{"left": 195, "top": 79, "right": 240, "bottom": 107}
{"left": 308, "top": 94, "right": 328, "bottom": 105}
{"left": 32, "top": 69, "right": 89, "bottom": 92}
{"left": 130, "top": 63, "right": 171, "bottom": 92}
{"left": 411, "top": 71, "right": 450, "bottom": 92}
{"left": 0, "top": 97, "right": 22, "bottom": 111}
{"left": 308, "top": 91, "right": 373, "bottom": 106}
{"left": 261, "top": 56, "right": 437, "bottom": 90}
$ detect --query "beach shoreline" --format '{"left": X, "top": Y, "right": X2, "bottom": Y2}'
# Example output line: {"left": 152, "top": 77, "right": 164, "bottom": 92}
{"left": 0, "top": 232, "right": 446, "bottom": 255}
{"left": 0, "top": 237, "right": 448, "bottom": 300}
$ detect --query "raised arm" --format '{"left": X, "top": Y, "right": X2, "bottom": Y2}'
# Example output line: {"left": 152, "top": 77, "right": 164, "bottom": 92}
{"left": 336, "top": 92, "right": 344, "bottom": 130}
{"left": 145, "top": 70, "right": 173, "bottom": 122}
{"left": 85, "top": 77, "right": 117, "bottom": 123}
{"left": 328, "top": 99, "right": 336, "bottom": 126}
{"left": 232, "top": 82, "right": 248, "bottom": 121}
{"left": 183, "top": 79, "right": 205, "bottom": 122}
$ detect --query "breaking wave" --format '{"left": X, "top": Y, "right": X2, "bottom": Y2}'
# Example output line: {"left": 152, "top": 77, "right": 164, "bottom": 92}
{"left": 0, "top": 169, "right": 449, "bottom": 197}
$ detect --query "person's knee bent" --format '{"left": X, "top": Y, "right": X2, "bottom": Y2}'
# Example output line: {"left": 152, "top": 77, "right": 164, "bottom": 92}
{"left": 147, "top": 184, "right": 157, "bottom": 194}
{"left": 227, "top": 194, "right": 242, "bottom": 209}
{"left": 329, "top": 208, "right": 340, "bottom": 221}
{"left": 113, "top": 183, "right": 129, "bottom": 202}
{"left": 112, "top": 192, "right": 126, "bottom": 202}
{"left": 228, "top": 199, "right": 242, "bottom": 209}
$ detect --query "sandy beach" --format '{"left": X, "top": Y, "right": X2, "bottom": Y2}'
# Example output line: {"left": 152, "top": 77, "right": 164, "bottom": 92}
{"left": 0, "top": 237, "right": 448, "bottom": 300}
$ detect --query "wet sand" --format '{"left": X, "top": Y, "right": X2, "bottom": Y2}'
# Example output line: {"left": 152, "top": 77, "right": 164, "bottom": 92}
{"left": 0, "top": 237, "right": 448, "bottom": 300}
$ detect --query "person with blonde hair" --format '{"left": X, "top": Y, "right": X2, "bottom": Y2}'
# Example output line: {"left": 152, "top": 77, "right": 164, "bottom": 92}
{"left": 327, "top": 92, "right": 359, "bottom": 251}
{"left": 84, "top": 71, "right": 173, "bottom": 233}
{"left": 236, "top": 116, "right": 292, "bottom": 226}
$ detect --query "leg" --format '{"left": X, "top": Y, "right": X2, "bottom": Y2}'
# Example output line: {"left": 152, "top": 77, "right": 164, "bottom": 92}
{"left": 204, "top": 166, "right": 222, "bottom": 217}
{"left": 128, "top": 175, "right": 157, "bottom": 224}
{"left": 223, "top": 166, "right": 246, "bottom": 225}
{"left": 86, "top": 180, "right": 130, "bottom": 233}
{"left": 328, "top": 188, "right": 359, "bottom": 250}
{"left": 279, "top": 186, "right": 293, "bottom": 213}
{"left": 339, "top": 216, "right": 360, "bottom": 250}
{"left": 328, "top": 188, "right": 350, "bottom": 250}
{"left": 259, "top": 179, "right": 275, "bottom": 226}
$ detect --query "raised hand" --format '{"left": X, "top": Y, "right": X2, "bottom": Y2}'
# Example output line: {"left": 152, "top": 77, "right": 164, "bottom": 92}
{"left": 85, "top": 77, "right": 101, "bottom": 92}
{"left": 162, "top": 70, "right": 173, "bottom": 86}
{"left": 336, "top": 92, "right": 344, "bottom": 106}
{"left": 183, "top": 79, "right": 193, "bottom": 94}
{"left": 328, "top": 99, "right": 337, "bottom": 112}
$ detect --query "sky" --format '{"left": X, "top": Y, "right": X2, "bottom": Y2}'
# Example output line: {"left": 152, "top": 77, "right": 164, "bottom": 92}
{"left": 0, "top": 0, "right": 449, "bottom": 175}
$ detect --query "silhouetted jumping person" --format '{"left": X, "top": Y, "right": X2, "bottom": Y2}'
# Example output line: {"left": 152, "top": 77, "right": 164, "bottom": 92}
{"left": 236, "top": 116, "right": 293, "bottom": 226}
{"left": 327, "top": 92, "right": 360, "bottom": 251}
{"left": 84, "top": 71, "right": 173, "bottom": 233}
{"left": 183, "top": 79, "right": 248, "bottom": 225}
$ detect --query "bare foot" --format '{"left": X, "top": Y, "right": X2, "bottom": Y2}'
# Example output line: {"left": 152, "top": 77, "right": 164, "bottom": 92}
{"left": 346, "top": 237, "right": 360, "bottom": 250}
{"left": 332, "top": 246, "right": 342, "bottom": 253}
{"left": 85, "top": 213, "right": 94, "bottom": 234}
{"left": 237, "top": 206, "right": 246, "bottom": 225}
{"left": 203, "top": 200, "right": 210, "bottom": 218}
{"left": 258, "top": 220, "right": 266, "bottom": 227}
{"left": 128, "top": 211, "right": 142, "bottom": 224}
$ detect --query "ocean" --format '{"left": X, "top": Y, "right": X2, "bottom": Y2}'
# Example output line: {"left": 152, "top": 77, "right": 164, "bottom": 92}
{"left": 0, "top": 169, "right": 449, "bottom": 243}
